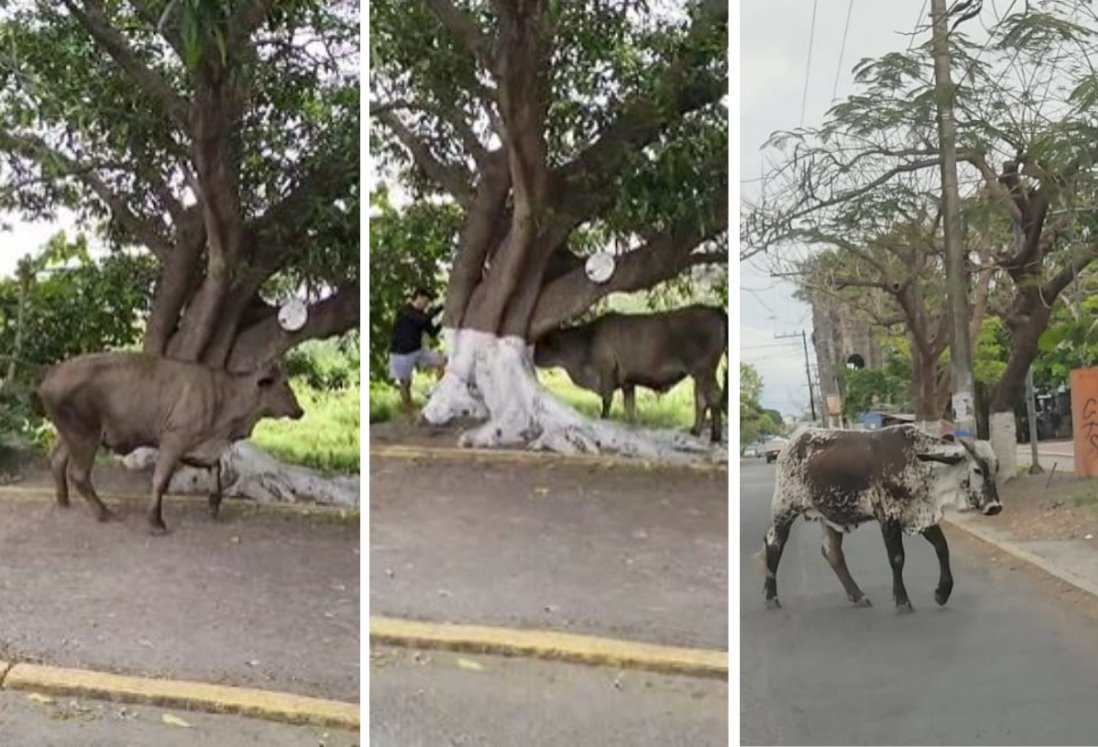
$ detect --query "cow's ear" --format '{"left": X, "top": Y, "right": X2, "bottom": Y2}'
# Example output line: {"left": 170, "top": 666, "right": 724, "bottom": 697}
{"left": 916, "top": 448, "right": 966, "bottom": 466}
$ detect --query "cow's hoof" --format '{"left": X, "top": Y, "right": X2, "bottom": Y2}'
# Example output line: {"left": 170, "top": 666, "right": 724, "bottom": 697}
{"left": 934, "top": 589, "right": 951, "bottom": 606}
{"left": 851, "top": 596, "right": 872, "bottom": 608}
{"left": 765, "top": 597, "right": 781, "bottom": 610}
{"left": 896, "top": 601, "right": 914, "bottom": 614}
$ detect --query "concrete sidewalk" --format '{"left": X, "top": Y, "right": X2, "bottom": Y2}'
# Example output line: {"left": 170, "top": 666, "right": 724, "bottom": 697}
{"left": 946, "top": 509, "right": 1098, "bottom": 601}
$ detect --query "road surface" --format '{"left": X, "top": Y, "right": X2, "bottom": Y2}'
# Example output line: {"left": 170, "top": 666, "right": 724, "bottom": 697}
{"left": 740, "top": 460, "right": 1098, "bottom": 746}
{"left": 370, "top": 646, "right": 727, "bottom": 746}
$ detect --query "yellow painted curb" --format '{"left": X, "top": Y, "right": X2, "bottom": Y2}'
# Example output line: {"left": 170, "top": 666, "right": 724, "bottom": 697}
{"left": 0, "top": 486, "right": 359, "bottom": 517}
{"left": 2, "top": 663, "right": 359, "bottom": 729}
{"left": 370, "top": 616, "right": 727, "bottom": 680}
{"left": 371, "top": 444, "right": 727, "bottom": 473}
{"left": 943, "top": 516, "right": 1098, "bottom": 601}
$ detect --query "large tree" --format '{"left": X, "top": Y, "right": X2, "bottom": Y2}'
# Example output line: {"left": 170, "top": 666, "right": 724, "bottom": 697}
{"left": 0, "top": 1, "right": 360, "bottom": 374}
{"left": 744, "top": 2, "right": 1098, "bottom": 472}
{"left": 791, "top": 191, "right": 997, "bottom": 422}
{"left": 371, "top": 0, "right": 728, "bottom": 454}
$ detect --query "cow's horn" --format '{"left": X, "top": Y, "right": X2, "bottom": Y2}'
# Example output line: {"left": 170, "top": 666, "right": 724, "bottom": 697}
{"left": 957, "top": 437, "right": 978, "bottom": 458}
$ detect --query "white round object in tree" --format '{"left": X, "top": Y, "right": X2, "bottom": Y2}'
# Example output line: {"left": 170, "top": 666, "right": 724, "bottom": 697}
{"left": 277, "top": 299, "right": 308, "bottom": 332}
{"left": 585, "top": 252, "right": 615, "bottom": 284}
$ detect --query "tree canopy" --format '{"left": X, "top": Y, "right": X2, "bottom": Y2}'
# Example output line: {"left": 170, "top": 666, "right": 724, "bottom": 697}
{"left": 0, "top": 0, "right": 360, "bottom": 372}
{"left": 370, "top": 0, "right": 728, "bottom": 342}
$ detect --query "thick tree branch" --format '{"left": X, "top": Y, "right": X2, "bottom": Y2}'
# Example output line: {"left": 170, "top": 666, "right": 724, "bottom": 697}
{"left": 61, "top": 0, "right": 189, "bottom": 129}
{"left": 530, "top": 199, "right": 727, "bottom": 338}
{"left": 230, "top": 0, "right": 276, "bottom": 47}
{"left": 376, "top": 110, "right": 473, "bottom": 206}
{"left": 425, "top": 0, "right": 495, "bottom": 70}
{"left": 226, "top": 284, "right": 361, "bottom": 371}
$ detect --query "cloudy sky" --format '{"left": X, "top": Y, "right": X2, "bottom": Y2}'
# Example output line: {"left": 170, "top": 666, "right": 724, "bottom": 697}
{"left": 740, "top": 0, "right": 930, "bottom": 416}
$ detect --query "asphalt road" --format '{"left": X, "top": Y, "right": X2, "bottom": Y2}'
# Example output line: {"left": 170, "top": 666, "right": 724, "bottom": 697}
{"left": 370, "top": 646, "right": 727, "bottom": 746}
{"left": 740, "top": 459, "right": 1098, "bottom": 746}
{"left": 0, "top": 691, "right": 358, "bottom": 746}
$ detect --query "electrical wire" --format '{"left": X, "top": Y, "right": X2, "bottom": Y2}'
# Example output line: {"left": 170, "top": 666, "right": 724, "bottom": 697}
{"left": 800, "top": 0, "right": 820, "bottom": 127}
{"left": 832, "top": 0, "right": 856, "bottom": 102}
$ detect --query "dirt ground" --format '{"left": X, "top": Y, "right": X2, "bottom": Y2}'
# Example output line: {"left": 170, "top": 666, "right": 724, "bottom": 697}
{"left": 994, "top": 470, "right": 1098, "bottom": 544}
{"left": 0, "top": 494, "right": 360, "bottom": 702}
{"left": 370, "top": 455, "right": 728, "bottom": 649}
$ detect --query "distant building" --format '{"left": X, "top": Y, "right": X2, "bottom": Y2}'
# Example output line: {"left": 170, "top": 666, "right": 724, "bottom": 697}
{"left": 807, "top": 292, "right": 887, "bottom": 428}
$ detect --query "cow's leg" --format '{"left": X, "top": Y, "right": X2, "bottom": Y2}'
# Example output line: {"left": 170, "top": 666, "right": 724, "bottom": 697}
{"left": 702, "top": 375, "right": 722, "bottom": 443}
{"left": 821, "top": 524, "right": 871, "bottom": 607}
{"left": 148, "top": 443, "right": 185, "bottom": 535}
{"left": 600, "top": 390, "right": 613, "bottom": 419}
{"left": 922, "top": 524, "right": 953, "bottom": 606}
{"left": 208, "top": 460, "right": 223, "bottom": 519}
{"left": 64, "top": 436, "right": 114, "bottom": 522}
{"left": 691, "top": 383, "right": 705, "bottom": 437}
{"left": 49, "top": 439, "right": 70, "bottom": 508}
{"left": 763, "top": 513, "right": 796, "bottom": 609}
{"left": 881, "top": 520, "right": 913, "bottom": 612}
{"left": 623, "top": 386, "right": 636, "bottom": 424}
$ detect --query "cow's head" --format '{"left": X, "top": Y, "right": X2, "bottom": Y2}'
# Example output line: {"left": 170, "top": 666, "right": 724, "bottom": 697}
{"left": 253, "top": 363, "right": 305, "bottom": 421}
{"left": 916, "top": 437, "right": 1001, "bottom": 515}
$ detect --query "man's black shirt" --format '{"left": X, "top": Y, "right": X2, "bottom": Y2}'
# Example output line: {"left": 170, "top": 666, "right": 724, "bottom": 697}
{"left": 390, "top": 304, "right": 441, "bottom": 354}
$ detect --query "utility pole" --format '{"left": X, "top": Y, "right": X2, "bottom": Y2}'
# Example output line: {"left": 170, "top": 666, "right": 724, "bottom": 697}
{"left": 777, "top": 331, "right": 816, "bottom": 422}
{"left": 930, "top": 0, "right": 976, "bottom": 440}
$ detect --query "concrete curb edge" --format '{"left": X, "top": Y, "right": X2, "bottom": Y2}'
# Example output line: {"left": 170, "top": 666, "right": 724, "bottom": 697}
{"left": 370, "top": 616, "right": 728, "bottom": 680}
{"left": 370, "top": 444, "right": 728, "bottom": 473}
{"left": 0, "top": 662, "right": 359, "bottom": 730}
{"left": 0, "top": 486, "right": 359, "bottom": 517}
{"left": 942, "top": 515, "right": 1098, "bottom": 600}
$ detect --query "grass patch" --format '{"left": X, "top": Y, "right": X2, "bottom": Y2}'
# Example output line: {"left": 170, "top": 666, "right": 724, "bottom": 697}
{"left": 252, "top": 381, "right": 359, "bottom": 473}
{"left": 1072, "top": 492, "right": 1098, "bottom": 509}
{"left": 368, "top": 368, "right": 706, "bottom": 431}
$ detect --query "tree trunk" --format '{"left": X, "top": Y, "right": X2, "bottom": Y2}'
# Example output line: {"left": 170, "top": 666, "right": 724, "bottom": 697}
{"left": 987, "top": 296, "right": 1051, "bottom": 482}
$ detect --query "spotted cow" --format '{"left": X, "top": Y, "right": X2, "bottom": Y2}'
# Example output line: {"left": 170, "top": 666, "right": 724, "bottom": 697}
{"left": 762, "top": 424, "right": 1001, "bottom": 612}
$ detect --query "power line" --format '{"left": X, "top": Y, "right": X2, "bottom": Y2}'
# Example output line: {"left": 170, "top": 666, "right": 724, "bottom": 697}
{"left": 908, "top": 0, "right": 929, "bottom": 52}
{"left": 832, "top": 0, "right": 856, "bottom": 102}
{"left": 800, "top": 0, "right": 820, "bottom": 127}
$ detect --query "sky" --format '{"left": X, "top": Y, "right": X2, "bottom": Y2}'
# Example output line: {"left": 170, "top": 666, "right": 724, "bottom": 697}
{"left": 740, "top": 0, "right": 930, "bottom": 416}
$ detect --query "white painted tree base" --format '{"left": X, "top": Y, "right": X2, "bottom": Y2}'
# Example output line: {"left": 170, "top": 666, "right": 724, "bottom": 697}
{"left": 422, "top": 329, "right": 724, "bottom": 463}
{"left": 121, "top": 441, "right": 359, "bottom": 506}
{"left": 989, "top": 411, "right": 1018, "bottom": 484}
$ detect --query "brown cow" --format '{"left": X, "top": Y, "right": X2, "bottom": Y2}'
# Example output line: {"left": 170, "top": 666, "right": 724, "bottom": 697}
{"left": 533, "top": 305, "right": 728, "bottom": 442}
{"left": 37, "top": 353, "right": 304, "bottom": 534}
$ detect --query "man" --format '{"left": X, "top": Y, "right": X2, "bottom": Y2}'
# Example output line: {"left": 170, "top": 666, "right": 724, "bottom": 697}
{"left": 389, "top": 287, "right": 446, "bottom": 413}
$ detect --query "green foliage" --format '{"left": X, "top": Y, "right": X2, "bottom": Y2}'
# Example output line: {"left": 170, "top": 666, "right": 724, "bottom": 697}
{"left": 1034, "top": 288, "right": 1098, "bottom": 390}
{"left": 0, "top": 233, "right": 157, "bottom": 441}
{"left": 284, "top": 335, "right": 360, "bottom": 391}
{"left": 371, "top": 1, "right": 727, "bottom": 318}
{"left": 0, "top": 1, "right": 359, "bottom": 311}
{"left": 367, "top": 190, "right": 461, "bottom": 380}
{"left": 740, "top": 363, "right": 781, "bottom": 445}
{"left": 842, "top": 368, "right": 906, "bottom": 419}
{"left": 974, "top": 316, "right": 1009, "bottom": 386}
{"left": 252, "top": 378, "right": 359, "bottom": 473}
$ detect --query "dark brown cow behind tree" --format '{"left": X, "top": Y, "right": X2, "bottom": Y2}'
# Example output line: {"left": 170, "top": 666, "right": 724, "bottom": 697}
{"left": 37, "top": 353, "right": 303, "bottom": 534}
{"left": 533, "top": 305, "right": 728, "bottom": 442}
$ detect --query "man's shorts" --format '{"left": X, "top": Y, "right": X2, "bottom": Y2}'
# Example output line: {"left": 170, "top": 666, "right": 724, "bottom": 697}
{"left": 389, "top": 348, "right": 446, "bottom": 384}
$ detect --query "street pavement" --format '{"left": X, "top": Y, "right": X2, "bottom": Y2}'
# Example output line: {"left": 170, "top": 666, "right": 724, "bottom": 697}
{"left": 0, "top": 691, "right": 358, "bottom": 746}
{"left": 370, "top": 457, "right": 727, "bottom": 649}
{"left": 741, "top": 459, "right": 1098, "bottom": 746}
{"left": 369, "top": 646, "right": 727, "bottom": 746}
{"left": 0, "top": 497, "right": 359, "bottom": 701}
